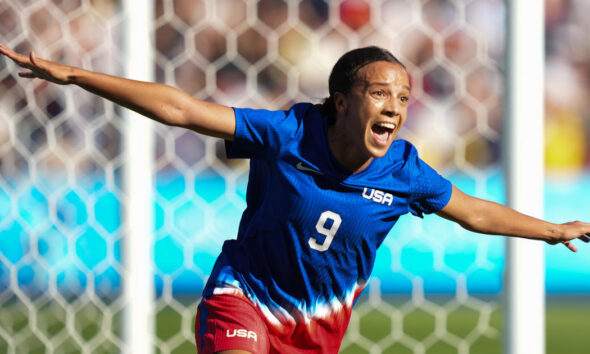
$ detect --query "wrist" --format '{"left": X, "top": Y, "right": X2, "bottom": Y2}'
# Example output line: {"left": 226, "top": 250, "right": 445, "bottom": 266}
{"left": 545, "top": 224, "right": 564, "bottom": 242}
{"left": 68, "top": 66, "right": 89, "bottom": 85}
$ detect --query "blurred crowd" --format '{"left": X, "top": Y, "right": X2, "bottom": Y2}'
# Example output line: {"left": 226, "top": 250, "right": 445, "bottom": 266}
{"left": 545, "top": 0, "right": 590, "bottom": 174}
{"left": 0, "top": 0, "right": 589, "bottom": 178}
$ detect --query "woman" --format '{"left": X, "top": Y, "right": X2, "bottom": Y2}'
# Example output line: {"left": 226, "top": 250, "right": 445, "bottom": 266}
{"left": 1, "top": 44, "right": 588, "bottom": 354}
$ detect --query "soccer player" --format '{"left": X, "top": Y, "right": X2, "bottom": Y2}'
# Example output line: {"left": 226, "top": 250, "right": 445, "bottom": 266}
{"left": 1, "top": 44, "right": 589, "bottom": 354}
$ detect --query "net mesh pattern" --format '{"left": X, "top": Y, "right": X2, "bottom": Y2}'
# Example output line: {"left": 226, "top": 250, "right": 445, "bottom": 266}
{"left": 0, "top": 0, "right": 510, "bottom": 353}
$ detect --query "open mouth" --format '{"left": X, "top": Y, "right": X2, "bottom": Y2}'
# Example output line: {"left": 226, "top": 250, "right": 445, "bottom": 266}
{"left": 371, "top": 122, "right": 396, "bottom": 146}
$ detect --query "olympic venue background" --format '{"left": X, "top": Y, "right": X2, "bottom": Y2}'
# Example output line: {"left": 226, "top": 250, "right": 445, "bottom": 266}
{"left": 2, "top": 170, "right": 589, "bottom": 297}
{"left": 1, "top": 0, "right": 590, "bottom": 300}
{"left": 2, "top": 1, "right": 590, "bottom": 352}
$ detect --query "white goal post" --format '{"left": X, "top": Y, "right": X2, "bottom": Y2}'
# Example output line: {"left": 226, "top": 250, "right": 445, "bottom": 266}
{"left": 117, "top": 1, "right": 548, "bottom": 353}
{"left": 505, "top": 1, "right": 545, "bottom": 354}
{"left": 0, "top": 1, "right": 552, "bottom": 353}
{"left": 122, "top": 1, "right": 155, "bottom": 354}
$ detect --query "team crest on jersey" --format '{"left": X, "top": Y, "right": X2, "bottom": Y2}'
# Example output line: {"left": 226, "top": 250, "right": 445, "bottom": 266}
{"left": 362, "top": 188, "right": 393, "bottom": 206}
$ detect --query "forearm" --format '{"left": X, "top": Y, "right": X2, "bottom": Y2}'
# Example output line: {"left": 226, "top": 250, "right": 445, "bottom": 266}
{"left": 438, "top": 186, "right": 563, "bottom": 242}
{"left": 71, "top": 68, "right": 194, "bottom": 127}
{"left": 71, "top": 68, "right": 235, "bottom": 139}
{"left": 438, "top": 185, "right": 590, "bottom": 252}
{"left": 0, "top": 45, "right": 234, "bottom": 139}
{"left": 457, "top": 198, "right": 560, "bottom": 241}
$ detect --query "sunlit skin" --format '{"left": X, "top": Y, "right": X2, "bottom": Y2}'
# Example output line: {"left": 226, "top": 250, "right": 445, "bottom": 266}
{"left": 2, "top": 42, "right": 590, "bottom": 354}
{"left": 328, "top": 61, "right": 410, "bottom": 173}
{"left": 1, "top": 44, "right": 589, "bottom": 254}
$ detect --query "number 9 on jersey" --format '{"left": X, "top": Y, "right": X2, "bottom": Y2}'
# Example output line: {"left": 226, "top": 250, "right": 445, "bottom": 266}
{"left": 308, "top": 210, "right": 342, "bottom": 252}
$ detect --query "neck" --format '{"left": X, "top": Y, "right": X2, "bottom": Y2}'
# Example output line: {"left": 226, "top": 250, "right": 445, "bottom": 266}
{"left": 327, "top": 124, "right": 372, "bottom": 174}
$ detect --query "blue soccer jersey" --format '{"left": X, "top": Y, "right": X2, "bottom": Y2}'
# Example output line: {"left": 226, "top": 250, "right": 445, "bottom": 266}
{"left": 201, "top": 102, "right": 452, "bottom": 352}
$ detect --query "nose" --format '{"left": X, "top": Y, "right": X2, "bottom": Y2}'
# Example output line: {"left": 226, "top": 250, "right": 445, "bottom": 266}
{"left": 382, "top": 98, "right": 400, "bottom": 118}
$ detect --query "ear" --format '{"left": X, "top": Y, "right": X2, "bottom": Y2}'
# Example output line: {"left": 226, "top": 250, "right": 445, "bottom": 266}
{"left": 333, "top": 92, "right": 347, "bottom": 116}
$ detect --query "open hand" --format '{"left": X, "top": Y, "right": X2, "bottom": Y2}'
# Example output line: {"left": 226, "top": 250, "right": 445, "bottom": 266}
{"left": 546, "top": 221, "right": 590, "bottom": 252}
{"left": 0, "top": 44, "right": 73, "bottom": 85}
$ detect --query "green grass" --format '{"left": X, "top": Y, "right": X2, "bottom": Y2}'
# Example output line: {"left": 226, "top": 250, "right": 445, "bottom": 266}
{"left": 545, "top": 299, "right": 590, "bottom": 354}
{"left": 1, "top": 297, "right": 588, "bottom": 353}
{"left": 339, "top": 297, "right": 590, "bottom": 354}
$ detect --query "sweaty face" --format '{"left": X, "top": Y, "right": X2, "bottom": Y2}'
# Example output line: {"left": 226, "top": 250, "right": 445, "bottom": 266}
{"left": 333, "top": 61, "right": 411, "bottom": 163}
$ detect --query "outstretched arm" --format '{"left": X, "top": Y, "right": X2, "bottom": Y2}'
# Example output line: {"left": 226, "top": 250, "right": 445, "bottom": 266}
{"left": 0, "top": 44, "right": 235, "bottom": 140}
{"left": 436, "top": 185, "right": 590, "bottom": 252}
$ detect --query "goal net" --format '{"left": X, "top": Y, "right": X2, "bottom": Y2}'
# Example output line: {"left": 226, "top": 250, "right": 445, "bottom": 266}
{"left": 0, "top": 0, "right": 508, "bottom": 353}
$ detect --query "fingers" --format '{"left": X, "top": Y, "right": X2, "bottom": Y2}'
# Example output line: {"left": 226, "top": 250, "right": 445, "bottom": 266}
{"left": 0, "top": 44, "right": 17, "bottom": 59}
{"left": 1, "top": 47, "right": 45, "bottom": 80}
{"left": 0, "top": 44, "right": 33, "bottom": 69}
{"left": 18, "top": 71, "right": 37, "bottom": 79}
{"left": 0, "top": 44, "right": 16, "bottom": 61}
{"left": 563, "top": 241, "right": 578, "bottom": 253}
{"left": 16, "top": 53, "right": 40, "bottom": 79}
{"left": 29, "top": 50, "right": 39, "bottom": 67}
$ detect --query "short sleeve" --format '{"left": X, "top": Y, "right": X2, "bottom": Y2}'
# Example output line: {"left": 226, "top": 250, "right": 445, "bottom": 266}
{"left": 406, "top": 146, "right": 452, "bottom": 217}
{"left": 225, "top": 105, "right": 305, "bottom": 160}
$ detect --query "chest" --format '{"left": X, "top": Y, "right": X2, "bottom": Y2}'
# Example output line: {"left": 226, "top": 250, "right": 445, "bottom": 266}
{"left": 256, "top": 158, "right": 410, "bottom": 247}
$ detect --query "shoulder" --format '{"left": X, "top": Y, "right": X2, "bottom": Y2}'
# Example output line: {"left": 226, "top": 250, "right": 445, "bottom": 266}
{"left": 385, "top": 139, "right": 419, "bottom": 165}
{"left": 384, "top": 139, "right": 442, "bottom": 181}
{"left": 291, "top": 102, "right": 317, "bottom": 116}
{"left": 231, "top": 102, "right": 325, "bottom": 153}
{"left": 233, "top": 102, "right": 318, "bottom": 123}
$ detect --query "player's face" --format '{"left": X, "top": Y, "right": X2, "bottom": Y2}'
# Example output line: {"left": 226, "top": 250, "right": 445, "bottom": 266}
{"left": 335, "top": 61, "right": 410, "bottom": 159}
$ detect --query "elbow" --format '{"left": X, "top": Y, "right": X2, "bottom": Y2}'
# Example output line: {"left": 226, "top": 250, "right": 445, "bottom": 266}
{"left": 159, "top": 89, "right": 192, "bottom": 127}
{"left": 161, "top": 103, "right": 187, "bottom": 127}
{"left": 459, "top": 214, "right": 491, "bottom": 234}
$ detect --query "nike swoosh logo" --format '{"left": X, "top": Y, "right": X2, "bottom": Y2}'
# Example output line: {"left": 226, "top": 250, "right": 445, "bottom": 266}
{"left": 296, "top": 162, "right": 324, "bottom": 175}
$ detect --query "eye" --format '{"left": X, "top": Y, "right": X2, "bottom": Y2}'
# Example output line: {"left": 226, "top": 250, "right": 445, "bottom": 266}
{"left": 400, "top": 96, "right": 409, "bottom": 103}
{"left": 372, "top": 90, "right": 385, "bottom": 97}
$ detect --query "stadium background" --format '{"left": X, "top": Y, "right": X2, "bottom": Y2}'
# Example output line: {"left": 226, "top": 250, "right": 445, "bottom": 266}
{"left": 0, "top": 0, "right": 589, "bottom": 353}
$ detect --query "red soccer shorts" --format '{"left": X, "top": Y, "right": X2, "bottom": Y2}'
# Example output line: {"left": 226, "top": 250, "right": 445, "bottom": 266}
{"left": 195, "top": 294, "right": 270, "bottom": 354}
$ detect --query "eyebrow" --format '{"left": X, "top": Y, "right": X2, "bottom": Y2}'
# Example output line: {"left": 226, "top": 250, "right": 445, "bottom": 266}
{"left": 367, "top": 82, "right": 411, "bottom": 92}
